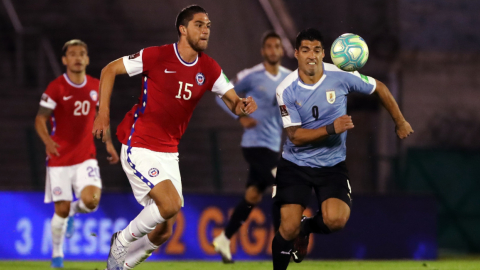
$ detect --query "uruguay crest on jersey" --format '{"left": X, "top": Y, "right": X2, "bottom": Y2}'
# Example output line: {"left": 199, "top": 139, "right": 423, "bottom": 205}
{"left": 326, "top": 90, "right": 335, "bottom": 104}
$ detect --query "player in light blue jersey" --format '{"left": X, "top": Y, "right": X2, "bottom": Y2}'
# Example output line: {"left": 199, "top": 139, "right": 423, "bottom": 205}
{"left": 213, "top": 32, "right": 291, "bottom": 263}
{"left": 271, "top": 29, "right": 413, "bottom": 270}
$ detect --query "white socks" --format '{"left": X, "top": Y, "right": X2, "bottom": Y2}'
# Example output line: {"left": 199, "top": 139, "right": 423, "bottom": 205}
{"left": 124, "top": 235, "right": 160, "bottom": 269}
{"left": 51, "top": 213, "right": 67, "bottom": 258}
{"left": 118, "top": 203, "right": 165, "bottom": 246}
{"left": 69, "top": 200, "right": 97, "bottom": 216}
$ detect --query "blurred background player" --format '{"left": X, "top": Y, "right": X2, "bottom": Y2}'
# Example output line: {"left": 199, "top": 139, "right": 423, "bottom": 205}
{"left": 272, "top": 28, "right": 413, "bottom": 270}
{"left": 212, "top": 31, "right": 291, "bottom": 263}
{"left": 92, "top": 5, "right": 257, "bottom": 270}
{"left": 34, "top": 39, "right": 119, "bottom": 268}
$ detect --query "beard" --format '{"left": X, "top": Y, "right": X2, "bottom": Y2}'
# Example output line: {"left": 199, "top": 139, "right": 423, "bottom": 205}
{"left": 187, "top": 35, "right": 208, "bottom": 52}
{"left": 265, "top": 55, "right": 281, "bottom": 66}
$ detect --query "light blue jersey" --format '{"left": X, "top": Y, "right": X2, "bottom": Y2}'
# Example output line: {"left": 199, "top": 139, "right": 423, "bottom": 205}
{"left": 216, "top": 63, "right": 291, "bottom": 152}
{"left": 276, "top": 62, "right": 377, "bottom": 168}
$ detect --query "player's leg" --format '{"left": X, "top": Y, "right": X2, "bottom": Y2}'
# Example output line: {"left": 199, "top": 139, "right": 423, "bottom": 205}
{"left": 70, "top": 186, "right": 101, "bottom": 215}
{"left": 68, "top": 159, "right": 103, "bottom": 238}
{"left": 272, "top": 158, "right": 312, "bottom": 270}
{"left": 214, "top": 148, "right": 277, "bottom": 262}
{"left": 124, "top": 213, "right": 177, "bottom": 269}
{"left": 107, "top": 145, "right": 182, "bottom": 270}
{"left": 293, "top": 162, "right": 352, "bottom": 262}
{"left": 45, "top": 165, "right": 74, "bottom": 268}
{"left": 52, "top": 200, "right": 70, "bottom": 267}
{"left": 272, "top": 204, "right": 304, "bottom": 270}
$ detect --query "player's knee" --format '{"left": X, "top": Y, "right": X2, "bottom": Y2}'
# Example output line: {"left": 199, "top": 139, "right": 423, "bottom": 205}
{"left": 82, "top": 197, "right": 99, "bottom": 210}
{"left": 280, "top": 221, "right": 301, "bottom": 240}
{"left": 323, "top": 216, "right": 348, "bottom": 232}
{"left": 157, "top": 202, "right": 181, "bottom": 220}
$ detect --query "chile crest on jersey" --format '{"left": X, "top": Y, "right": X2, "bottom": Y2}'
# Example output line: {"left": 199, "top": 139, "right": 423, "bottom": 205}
{"left": 196, "top": 72, "right": 205, "bottom": 85}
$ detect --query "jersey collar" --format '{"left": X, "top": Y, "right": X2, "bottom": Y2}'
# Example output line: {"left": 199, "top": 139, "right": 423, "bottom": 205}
{"left": 63, "top": 73, "right": 87, "bottom": 88}
{"left": 174, "top": 43, "right": 199, "bottom": 67}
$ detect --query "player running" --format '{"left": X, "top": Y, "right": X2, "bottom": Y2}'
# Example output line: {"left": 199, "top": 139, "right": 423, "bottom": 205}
{"left": 34, "top": 39, "right": 119, "bottom": 268}
{"left": 271, "top": 28, "right": 413, "bottom": 270}
{"left": 92, "top": 5, "right": 257, "bottom": 270}
{"left": 212, "top": 31, "right": 291, "bottom": 263}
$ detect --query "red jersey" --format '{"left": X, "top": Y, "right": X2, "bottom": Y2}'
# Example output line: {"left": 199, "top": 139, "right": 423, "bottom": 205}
{"left": 40, "top": 74, "right": 99, "bottom": 166}
{"left": 117, "top": 44, "right": 233, "bottom": 152}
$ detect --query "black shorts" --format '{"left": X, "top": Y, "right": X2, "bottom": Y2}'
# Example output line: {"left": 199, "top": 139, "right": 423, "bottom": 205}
{"left": 274, "top": 158, "right": 352, "bottom": 209}
{"left": 242, "top": 147, "right": 280, "bottom": 192}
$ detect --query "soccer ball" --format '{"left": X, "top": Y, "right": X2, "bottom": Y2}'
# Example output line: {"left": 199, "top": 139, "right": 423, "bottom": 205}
{"left": 330, "top": 33, "right": 369, "bottom": 71}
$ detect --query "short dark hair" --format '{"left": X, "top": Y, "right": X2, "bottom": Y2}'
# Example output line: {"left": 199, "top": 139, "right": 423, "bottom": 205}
{"left": 295, "top": 28, "right": 324, "bottom": 50}
{"left": 62, "top": 39, "right": 88, "bottom": 56}
{"left": 261, "top": 31, "right": 282, "bottom": 47}
{"left": 175, "top": 5, "right": 208, "bottom": 37}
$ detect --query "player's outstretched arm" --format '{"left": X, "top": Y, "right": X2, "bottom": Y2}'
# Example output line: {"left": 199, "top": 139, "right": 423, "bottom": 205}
{"left": 285, "top": 115, "right": 354, "bottom": 146}
{"left": 34, "top": 106, "right": 60, "bottom": 157}
{"left": 373, "top": 79, "right": 413, "bottom": 139}
{"left": 93, "top": 58, "right": 127, "bottom": 142}
{"left": 220, "top": 89, "right": 257, "bottom": 116}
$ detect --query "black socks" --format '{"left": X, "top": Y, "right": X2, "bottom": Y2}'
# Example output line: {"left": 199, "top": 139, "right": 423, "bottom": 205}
{"left": 272, "top": 232, "right": 294, "bottom": 270}
{"left": 301, "top": 212, "right": 332, "bottom": 235}
{"left": 224, "top": 198, "right": 254, "bottom": 239}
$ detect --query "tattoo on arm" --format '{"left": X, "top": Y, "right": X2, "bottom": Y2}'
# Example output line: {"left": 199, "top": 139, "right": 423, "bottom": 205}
{"left": 285, "top": 126, "right": 300, "bottom": 141}
{"left": 37, "top": 106, "right": 53, "bottom": 117}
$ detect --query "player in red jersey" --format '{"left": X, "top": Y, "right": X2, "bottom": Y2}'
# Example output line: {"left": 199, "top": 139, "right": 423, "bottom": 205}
{"left": 92, "top": 5, "right": 257, "bottom": 270}
{"left": 34, "top": 39, "right": 119, "bottom": 268}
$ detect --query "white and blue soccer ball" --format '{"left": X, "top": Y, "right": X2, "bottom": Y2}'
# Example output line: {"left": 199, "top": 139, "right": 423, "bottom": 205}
{"left": 330, "top": 33, "right": 369, "bottom": 71}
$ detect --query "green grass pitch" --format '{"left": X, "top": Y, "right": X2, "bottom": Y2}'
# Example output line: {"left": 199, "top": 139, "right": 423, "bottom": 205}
{"left": 1, "top": 259, "right": 479, "bottom": 270}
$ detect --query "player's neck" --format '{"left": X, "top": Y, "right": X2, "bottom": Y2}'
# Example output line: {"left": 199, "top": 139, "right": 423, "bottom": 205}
{"left": 65, "top": 70, "right": 86, "bottom": 85}
{"left": 177, "top": 40, "right": 199, "bottom": 63}
{"left": 298, "top": 68, "right": 324, "bottom": 85}
{"left": 263, "top": 62, "right": 280, "bottom": 76}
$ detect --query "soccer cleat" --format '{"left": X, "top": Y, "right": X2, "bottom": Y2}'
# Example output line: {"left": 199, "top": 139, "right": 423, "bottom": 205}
{"left": 212, "top": 231, "right": 233, "bottom": 263}
{"left": 51, "top": 257, "right": 64, "bottom": 268}
{"left": 106, "top": 231, "right": 129, "bottom": 270}
{"left": 292, "top": 216, "right": 310, "bottom": 263}
{"left": 65, "top": 216, "right": 75, "bottom": 239}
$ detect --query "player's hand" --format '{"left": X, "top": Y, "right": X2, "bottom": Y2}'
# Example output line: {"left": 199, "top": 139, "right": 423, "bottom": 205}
{"left": 239, "top": 116, "right": 257, "bottom": 129}
{"left": 395, "top": 120, "right": 413, "bottom": 139}
{"left": 92, "top": 112, "right": 110, "bottom": 142}
{"left": 236, "top": 96, "right": 257, "bottom": 116}
{"left": 333, "top": 115, "right": 354, "bottom": 134}
{"left": 106, "top": 142, "right": 119, "bottom": 164}
{"left": 46, "top": 139, "right": 60, "bottom": 158}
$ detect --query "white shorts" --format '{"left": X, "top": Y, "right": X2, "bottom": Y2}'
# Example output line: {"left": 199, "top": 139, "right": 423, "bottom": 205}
{"left": 120, "top": 144, "right": 183, "bottom": 207}
{"left": 44, "top": 159, "right": 102, "bottom": 203}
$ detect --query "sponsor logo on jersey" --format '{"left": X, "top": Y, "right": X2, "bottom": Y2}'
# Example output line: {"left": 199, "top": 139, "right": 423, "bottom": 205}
{"left": 360, "top": 74, "right": 369, "bottom": 84}
{"left": 63, "top": 96, "right": 73, "bottom": 100}
{"left": 53, "top": 187, "right": 62, "bottom": 196}
{"left": 196, "top": 72, "right": 205, "bottom": 85}
{"left": 222, "top": 72, "right": 230, "bottom": 83}
{"left": 148, "top": 168, "right": 159, "bottom": 177}
{"left": 326, "top": 90, "right": 336, "bottom": 104}
{"left": 295, "top": 100, "right": 302, "bottom": 106}
{"left": 129, "top": 52, "right": 141, "bottom": 59}
{"left": 279, "top": 105, "right": 289, "bottom": 117}
{"left": 90, "top": 90, "right": 98, "bottom": 102}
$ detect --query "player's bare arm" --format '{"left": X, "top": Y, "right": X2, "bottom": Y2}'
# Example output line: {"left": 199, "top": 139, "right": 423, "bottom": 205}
{"left": 221, "top": 89, "right": 258, "bottom": 116}
{"left": 93, "top": 58, "right": 127, "bottom": 142}
{"left": 285, "top": 115, "right": 354, "bottom": 146}
{"left": 95, "top": 107, "right": 119, "bottom": 164}
{"left": 35, "top": 106, "right": 60, "bottom": 157}
{"left": 373, "top": 79, "right": 414, "bottom": 139}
